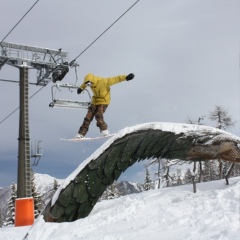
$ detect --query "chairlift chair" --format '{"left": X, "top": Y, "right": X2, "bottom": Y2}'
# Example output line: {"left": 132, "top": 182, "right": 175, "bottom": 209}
{"left": 49, "top": 83, "right": 91, "bottom": 109}
{"left": 49, "top": 61, "right": 91, "bottom": 109}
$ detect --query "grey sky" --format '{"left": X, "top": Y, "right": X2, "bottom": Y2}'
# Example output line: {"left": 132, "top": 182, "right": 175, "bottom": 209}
{"left": 0, "top": 0, "right": 239, "bottom": 187}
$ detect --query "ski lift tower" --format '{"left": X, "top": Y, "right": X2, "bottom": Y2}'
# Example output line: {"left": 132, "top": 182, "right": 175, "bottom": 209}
{"left": 0, "top": 41, "right": 68, "bottom": 226}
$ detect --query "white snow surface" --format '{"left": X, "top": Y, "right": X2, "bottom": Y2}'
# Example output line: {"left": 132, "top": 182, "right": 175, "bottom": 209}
{"left": 1, "top": 177, "right": 240, "bottom": 240}
{"left": 52, "top": 122, "right": 240, "bottom": 205}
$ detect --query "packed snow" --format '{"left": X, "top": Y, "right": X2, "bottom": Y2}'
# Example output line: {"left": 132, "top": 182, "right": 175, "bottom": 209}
{"left": 1, "top": 177, "right": 240, "bottom": 240}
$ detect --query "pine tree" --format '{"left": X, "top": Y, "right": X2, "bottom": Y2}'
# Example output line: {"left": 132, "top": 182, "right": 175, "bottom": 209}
{"left": 100, "top": 181, "right": 120, "bottom": 201}
{"left": 176, "top": 169, "right": 182, "bottom": 186}
{"left": 233, "top": 163, "right": 240, "bottom": 176}
{"left": 162, "top": 165, "right": 171, "bottom": 188}
{"left": 31, "top": 171, "right": 43, "bottom": 218}
{"left": 150, "top": 158, "right": 184, "bottom": 188}
{"left": 0, "top": 208, "right": 3, "bottom": 227}
{"left": 157, "top": 158, "right": 175, "bottom": 188}
{"left": 197, "top": 161, "right": 204, "bottom": 183}
{"left": 143, "top": 167, "right": 152, "bottom": 191}
{"left": 3, "top": 182, "right": 17, "bottom": 226}
{"left": 209, "top": 105, "right": 235, "bottom": 180}
{"left": 201, "top": 160, "right": 218, "bottom": 182}
{"left": 155, "top": 157, "right": 162, "bottom": 189}
{"left": 201, "top": 161, "right": 210, "bottom": 182}
{"left": 184, "top": 169, "right": 193, "bottom": 185}
{"left": 211, "top": 160, "right": 219, "bottom": 180}
{"left": 53, "top": 178, "right": 59, "bottom": 191}
{"left": 209, "top": 105, "right": 235, "bottom": 130}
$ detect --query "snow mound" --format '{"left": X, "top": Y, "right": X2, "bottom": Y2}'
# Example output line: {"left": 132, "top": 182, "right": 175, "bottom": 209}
{"left": 1, "top": 177, "right": 239, "bottom": 240}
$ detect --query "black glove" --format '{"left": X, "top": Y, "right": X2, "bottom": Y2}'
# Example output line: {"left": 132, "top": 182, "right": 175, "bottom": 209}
{"left": 77, "top": 88, "right": 83, "bottom": 94}
{"left": 126, "top": 73, "right": 135, "bottom": 81}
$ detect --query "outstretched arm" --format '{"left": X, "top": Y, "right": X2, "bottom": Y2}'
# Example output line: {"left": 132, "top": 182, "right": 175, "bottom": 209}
{"left": 107, "top": 73, "right": 135, "bottom": 86}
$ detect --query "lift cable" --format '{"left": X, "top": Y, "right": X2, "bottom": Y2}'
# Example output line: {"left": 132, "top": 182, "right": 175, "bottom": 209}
{"left": 0, "top": 84, "right": 46, "bottom": 125}
{"left": 0, "top": 78, "right": 38, "bottom": 85}
{"left": 0, "top": 0, "right": 40, "bottom": 47}
{"left": 70, "top": 0, "right": 140, "bottom": 66}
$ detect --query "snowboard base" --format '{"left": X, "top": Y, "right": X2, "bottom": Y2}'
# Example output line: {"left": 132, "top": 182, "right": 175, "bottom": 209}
{"left": 60, "top": 134, "right": 115, "bottom": 142}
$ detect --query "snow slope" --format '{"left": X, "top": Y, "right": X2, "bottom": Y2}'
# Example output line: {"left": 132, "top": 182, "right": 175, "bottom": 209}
{"left": 1, "top": 177, "right": 240, "bottom": 240}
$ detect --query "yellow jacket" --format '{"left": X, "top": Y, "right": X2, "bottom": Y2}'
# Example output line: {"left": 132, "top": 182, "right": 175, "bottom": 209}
{"left": 79, "top": 73, "right": 127, "bottom": 105}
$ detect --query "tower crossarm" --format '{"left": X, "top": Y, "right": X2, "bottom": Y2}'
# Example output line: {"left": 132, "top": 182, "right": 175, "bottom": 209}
{"left": 0, "top": 41, "right": 69, "bottom": 85}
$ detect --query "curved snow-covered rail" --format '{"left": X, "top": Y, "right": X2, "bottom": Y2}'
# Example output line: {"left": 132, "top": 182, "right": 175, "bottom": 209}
{"left": 42, "top": 122, "right": 240, "bottom": 222}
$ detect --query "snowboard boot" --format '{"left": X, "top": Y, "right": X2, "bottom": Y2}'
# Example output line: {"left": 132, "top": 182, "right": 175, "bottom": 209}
{"left": 101, "top": 129, "right": 110, "bottom": 137}
{"left": 75, "top": 133, "right": 85, "bottom": 138}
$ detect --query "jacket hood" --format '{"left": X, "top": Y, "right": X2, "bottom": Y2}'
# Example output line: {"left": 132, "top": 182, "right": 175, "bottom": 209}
{"left": 84, "top": 73, "right": 96, "bottom": 86}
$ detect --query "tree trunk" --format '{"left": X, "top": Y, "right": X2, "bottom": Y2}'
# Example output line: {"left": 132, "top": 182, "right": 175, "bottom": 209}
{"left": 225, "top": 163, "right": 235, "bottom": 185}
{"left": 198, "top": 161, "right": 203, "bottom": 183}
{"left": 192, "top": 162, "right": 197, "bottom": 193}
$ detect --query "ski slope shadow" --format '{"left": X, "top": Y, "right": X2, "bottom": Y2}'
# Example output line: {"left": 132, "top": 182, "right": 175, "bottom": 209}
{"left": 42, "top": 122, "right": 240, "bottom": 222}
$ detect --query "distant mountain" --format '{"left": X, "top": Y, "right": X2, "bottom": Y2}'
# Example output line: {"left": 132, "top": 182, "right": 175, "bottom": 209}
{"left": 116, "top": 181, "right": 144, "bottom": 195}
{"left": 0, "top": 174, "right": 63, "bottom": 220}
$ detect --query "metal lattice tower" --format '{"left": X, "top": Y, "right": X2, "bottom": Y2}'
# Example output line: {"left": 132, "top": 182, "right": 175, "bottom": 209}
{"left": 0, "top": 41, "right": 69, "bottom": 198}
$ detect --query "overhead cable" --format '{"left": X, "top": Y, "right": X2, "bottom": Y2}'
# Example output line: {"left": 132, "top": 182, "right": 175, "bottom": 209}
{"left": 0, "top": 0, "right": 140, "bottom": 125}
{"left": 0, "top": 84, "right": 46, "bottom": 125}
{"left": 70, "top": 0, "right": 140, "bottom": 66}
{"left": 0, "top": 78, "right": 36, "bottom": 85}
{"left": 0, "top": 0, "right": 40, "bottom": 46}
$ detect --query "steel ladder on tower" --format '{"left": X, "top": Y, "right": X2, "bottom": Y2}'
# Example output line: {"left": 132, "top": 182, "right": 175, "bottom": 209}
{"left": 23, "top": 68, "right": 31, "bottom": 197}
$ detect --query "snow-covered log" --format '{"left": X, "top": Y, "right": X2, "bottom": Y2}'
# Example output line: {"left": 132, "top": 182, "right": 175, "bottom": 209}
{"left": 42, "top": 122, "right": 240, "bottom": 222}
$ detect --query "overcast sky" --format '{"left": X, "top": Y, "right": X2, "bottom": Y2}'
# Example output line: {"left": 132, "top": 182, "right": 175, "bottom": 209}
{"left": 0, "top": 0, "right": 239, "bottom": 187}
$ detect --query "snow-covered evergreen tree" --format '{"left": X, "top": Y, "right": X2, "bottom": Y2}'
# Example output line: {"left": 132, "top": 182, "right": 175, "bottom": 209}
{"left": 157, "top": 158, "right": 175, "bottom": 188}
{"left": 143, "top": 167, "right": 152, "bottom": 191}
{"left": 53, "top": 178, "right": 59, "bottom": 191}
{"left": 31, "top": 171, "right": 43, "bottom": 218}
{"left": 201, "top": 160, "right": 219, "bottom": 182}
{"left": 184, "top": 169, "right": 193, "bottom": 185}
{"left": 149, "top": 158, "right": 185, "bottom": 188}
{"left": 100, "top": 181, "right": 120, "bottom": 201}
{"left": 169, "top": 172, "right": 177, "bottom": 186}
{"left": 202, "top": 161, "right": 211, "bottom": 182}
{"left": 3, "top": 182, "right": 17, "bottom": 226}
{"left": 0, "top": 208, "right": 3, "bottom": 227}
{"left": 154, "top": 158, "right": 162, "bottom": 189}
{"left": 176, "top": 169, "right": 183, "bottom": 186}
{"left": 233, "top": 163, "right": 240, "bottom": 177}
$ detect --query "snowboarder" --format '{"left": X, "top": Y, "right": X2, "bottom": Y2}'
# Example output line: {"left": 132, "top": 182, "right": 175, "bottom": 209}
{"left": 75, "top": 73, "right": 135, "bottom": 138}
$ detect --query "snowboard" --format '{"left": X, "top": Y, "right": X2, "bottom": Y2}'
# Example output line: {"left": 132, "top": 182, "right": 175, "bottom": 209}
{"left": 60, "top": 134, "right": 115, "bottom": 142}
